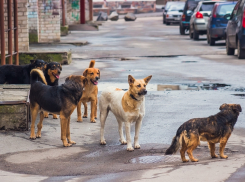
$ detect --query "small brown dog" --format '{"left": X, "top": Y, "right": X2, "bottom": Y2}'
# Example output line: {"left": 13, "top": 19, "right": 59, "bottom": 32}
{"left": 165, "top": 104, "right": 242, "bottom": 162}
{"left": 77, "top": 60, "right": 100, "bottom": 123}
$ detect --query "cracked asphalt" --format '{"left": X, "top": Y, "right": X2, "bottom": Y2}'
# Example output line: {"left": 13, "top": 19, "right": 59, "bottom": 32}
{"left": 1, "top": 16, "right": 245, "bottom": 181}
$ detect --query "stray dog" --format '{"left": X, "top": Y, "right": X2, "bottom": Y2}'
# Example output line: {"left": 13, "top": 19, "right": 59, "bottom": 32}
{"left": 77, "top": 60, "right": 100, "bottom": 123}
{"left": 165, "top": 104, "right": 242, "bottom": 162}
{"left": 43, "top": 62, "right": 62, "bottom": 119}
{"left": 29, "top": 69, "right": 87, "bottom": 147}
{"left": 0, "top": 59, "right": 46, "bottom": 84}
{"left": 99, "top": 75, "right": 152, "bottom": 151}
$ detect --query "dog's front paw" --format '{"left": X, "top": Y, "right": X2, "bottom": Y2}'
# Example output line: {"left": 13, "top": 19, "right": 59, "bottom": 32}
{"left": 77, "top": 117, "right": 83, "bottom": 122}
{"left": 63, "top": 142, "right": 72, "bottom": 147}
{"left": 53, "top": 114, "right": 58, "bottom": 119}
{"left": 100, "top": 140, "right": 106, "bottom": 145}
{"left": 134, "top": 144, "right": 141, "bottom": 149}
{"left": 83, "top": 115, "right": 87, "bottom": 118}
{"left": 90, "top": 119, "right": 96, "bottom": 123}
{"left": 68, "top": 140, "right": 76, "bottom": 145}
{"left": 36, "top": 134, "right": 41, "bottom": 138}
{"left": 127, "top": 146, "right": 134, "bottom": 151}
{"left": 211, "top": 154, "right": 218, "bottom": 158}
{"left": 182, "top": 159, "right": 189, "bottom": 162}
{"left": 220, "top": 155, "right": 228, "bottom": 159}
{"left": 120, "top": 140, "right": 127, "bottom": 145}
{"left": 190, "top": 158, "right": 199, "bottom": 162}
{"left": 30, "top": 134, "right": 36, "bottom": 140}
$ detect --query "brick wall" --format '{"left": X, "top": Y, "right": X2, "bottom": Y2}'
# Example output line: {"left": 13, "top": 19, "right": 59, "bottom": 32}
{"left": 0, "top": 0, "right": 29, "bottom": 54}
{"left": 38, "top": 0, "right": 60, "bottom": 43}
{"left": 28, "top": 0, "right": 38, "bottom": 33}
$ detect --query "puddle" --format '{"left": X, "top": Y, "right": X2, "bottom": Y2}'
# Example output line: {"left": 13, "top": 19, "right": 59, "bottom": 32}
{"left": 232, "top": 94, "right": 245, "bottom": 97}
{"left": 181, "top": 61, "right": 197, "bottom": 63}
{"left": 129, "top": 155, "right": 179, "bottom": 164}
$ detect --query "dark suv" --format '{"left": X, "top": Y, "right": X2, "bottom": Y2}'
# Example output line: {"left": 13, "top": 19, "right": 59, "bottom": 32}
{"left": 226, "top": 0, "right": 245, "bottom": 59}
{"left": 180, "top": 0, "right": 202, "bottom": 35}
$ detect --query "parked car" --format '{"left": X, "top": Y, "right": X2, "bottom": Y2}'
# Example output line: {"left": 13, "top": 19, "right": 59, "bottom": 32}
{"left": 226, "top": 0, "right": 245, "bottom": 59}
{"left": 189, "top": 1, "right": 221, "bottom": 40}
{"left": 179, "top": 0, "right": 204, "bottom": 35}
{"left": 207, "top": 2, "right": 236, "bottom": 46}
{"left": 165, "top": 4, "right": 185, "bottom": 25}
{"left": 163, "top": 1, "right": 184, "bottom": 24}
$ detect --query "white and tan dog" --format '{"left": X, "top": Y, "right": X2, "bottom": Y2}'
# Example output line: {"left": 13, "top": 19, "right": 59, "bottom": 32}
{"left": 99, "top": 75, "right": 152, "bottom": 151}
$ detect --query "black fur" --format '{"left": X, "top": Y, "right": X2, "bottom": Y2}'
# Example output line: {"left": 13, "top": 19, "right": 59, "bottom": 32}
{"left": 0, "top": 59, "right": 46, "bottom": 84}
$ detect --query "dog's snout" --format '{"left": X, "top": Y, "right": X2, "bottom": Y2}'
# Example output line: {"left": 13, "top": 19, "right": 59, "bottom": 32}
{"left": 143, "top": 90, "right": 147, "bottom": 95}
{"left": 58, "top": 70, "right": 61, "bottom": 74}
{"left": 95, "top": 76, "right": 99, "bottom": 80}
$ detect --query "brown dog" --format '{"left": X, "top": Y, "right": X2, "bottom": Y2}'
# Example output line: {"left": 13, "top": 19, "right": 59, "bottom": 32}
{"left": 77, "top": 60, "right": 100, "bottom": 123}
{"left": 29, "top": 69, "right": 87, "bottom": 146}
{"left": 165, "top": 104, "right": 242, "bottom": 162}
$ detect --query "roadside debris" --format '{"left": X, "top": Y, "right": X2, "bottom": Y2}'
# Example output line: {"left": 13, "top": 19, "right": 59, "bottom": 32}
{"left": 124, "top": 13, "right": 137, "bottom": 21}
{"left": 97, "top": 11, "right": 108, "bottom": 21}
{"left": 109, "top": 11, "right": 119, "bottom": 21}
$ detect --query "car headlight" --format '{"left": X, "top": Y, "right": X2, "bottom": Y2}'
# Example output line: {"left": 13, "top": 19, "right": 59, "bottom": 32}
{"left": 166, "top": 14, "right": 172, "bottom": 18}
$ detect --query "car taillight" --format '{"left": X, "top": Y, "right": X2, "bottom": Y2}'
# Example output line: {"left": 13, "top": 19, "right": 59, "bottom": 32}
{"left": 182, "top": 14, "right": 186, "bottom": 21}
{"left": 212, "top": 4, "right": 218, "bottom": 18}
{"left": 166, "top": 14, "right": 169, "bottom": 18}
{"left": 196, "top": 12, "right": 203, "bottom": 18}
{"left": 243, "top": 9, "right": 245, "bottom": 28}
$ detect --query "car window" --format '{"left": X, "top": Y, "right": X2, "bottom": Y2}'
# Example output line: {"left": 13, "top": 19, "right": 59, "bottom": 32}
{"left": 216, "top": 4, "right": 236, "bottom": 18}
{"left": 186, "top": 1, "right": 199, "bottom": 12}
{"left": 236, "top": 0, "right": 245, "bottom": 17}
{"left": 200, "top": 3, "right": 215, "bottom": 12}
{"left": 169, "top": 4, "right": 184, "bottom": 11}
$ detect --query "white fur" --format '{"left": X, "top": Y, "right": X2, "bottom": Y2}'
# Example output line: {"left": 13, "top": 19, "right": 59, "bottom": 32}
{"left": 99, "top": 86, "right": 145, "bottom": 151}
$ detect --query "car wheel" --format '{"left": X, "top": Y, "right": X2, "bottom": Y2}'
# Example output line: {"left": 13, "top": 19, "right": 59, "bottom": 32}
{"left": 180, "top": 25, "right": 185, "bottom": 35}
{"left": 226, "top": 37, "right": 235, "bottom": 55}
{"left": 210, "top": 37, "right": 215, "bottom": 46}
{"left": 193, "top": 26, "right": 199, "bottom": 40}
{"left": 166, "top": 22, "right": 170, "bottom": 25}
{"left": 189, "top": 26, "right": 193, "bottom": 39}
{"left": 237, "top": 39, "right": 245, "bottom": 59}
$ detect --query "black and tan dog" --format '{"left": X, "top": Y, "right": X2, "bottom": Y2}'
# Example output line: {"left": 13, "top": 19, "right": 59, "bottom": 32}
{"left": 43, "top": 62, "right": 62, "bottom": 119}
{"left": 29, "top": 69, "right": 87, "bottom": 147}
{"left": 77, "top": 60, "right": 100, "bottom": 123}
{"left": 165, "top": 104, "right": 242, "bottom": 162}
{"left": 0, "top": 59, "right": 46, "bottom": 84}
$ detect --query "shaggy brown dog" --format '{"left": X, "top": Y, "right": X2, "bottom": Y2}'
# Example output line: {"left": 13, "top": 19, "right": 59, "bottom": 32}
{"left": 77, "top": 60, "right": 100, "bottom": 123}
{"left": 165, "top": 104, "right": 242, "bottom": 162}
{"left": 29, "top": 69, "right": 87, "bottom": 147}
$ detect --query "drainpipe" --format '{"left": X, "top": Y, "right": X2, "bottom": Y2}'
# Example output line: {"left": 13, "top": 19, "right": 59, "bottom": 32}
{"left": 80, "top": 0, "right": 85, "bottom": 24}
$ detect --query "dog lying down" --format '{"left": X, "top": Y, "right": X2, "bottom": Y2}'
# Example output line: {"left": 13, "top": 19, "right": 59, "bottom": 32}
{"left": 99, "top": 75, "right": 152, "bottom": 151}
{"left": 165, "top": 104, "right": 242, "bottom": 162}
{"left": 29, "top": 69, "right": 87, "bottom": 147}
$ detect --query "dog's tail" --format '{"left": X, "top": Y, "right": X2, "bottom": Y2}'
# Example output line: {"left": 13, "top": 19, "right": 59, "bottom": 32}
{"left": 30, "top": 69, "right": 47, "bottom": 85}
{"left": 165, "top": 130, "right": 187, "bottom": 155}
{"left": 89, "top": 60, "right": 95, "bottom": 68}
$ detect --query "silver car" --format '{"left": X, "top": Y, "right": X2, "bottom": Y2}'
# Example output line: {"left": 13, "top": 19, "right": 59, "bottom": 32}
{"left": 165, "top": 3, "right": 185, "bottom": 25}
{"left": 189, "top": 1, "right": 221, "bottom": 40}
{"left": 163, "top": 1, "right": 184, "bottom": 24}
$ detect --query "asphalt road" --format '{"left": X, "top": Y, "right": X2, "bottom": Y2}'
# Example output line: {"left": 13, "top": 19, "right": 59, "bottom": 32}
{"left": 1, "top": 16, "right": 245, "bottom": 181}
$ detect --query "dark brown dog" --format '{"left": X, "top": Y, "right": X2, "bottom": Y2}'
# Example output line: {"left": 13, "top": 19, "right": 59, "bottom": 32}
{"left": 43, "top": 62, "right": 62, "bottom": 119}
{"left": 77, "top": 60, "right": 100, "bottom": 123}
{"left": 165, "top": 104, "right": 242, "bottom": 162}
{"left": 29, "top": 69, "right": 87, "bottom": 147}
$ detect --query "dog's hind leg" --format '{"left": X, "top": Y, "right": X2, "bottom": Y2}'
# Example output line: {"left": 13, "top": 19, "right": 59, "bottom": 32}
{"left": 208, "top": 142, "right": 218, "bottom": 158}
{"left": 125, "top": 122, "right": 134, "bottom": 151}
{"left": 186, "top": 132, "right": 199, "bottom": 162}
{"left": 36, "top": 111, "right": 44, "bottom": 138}
{"left": 60, "top": 115, "right": 71, "bottom": 147}
{"left": 90, "top": 100, "right": 97, "bottom": 123}
{"left": 30, "top": 104, "right": 39, "bottom": 139}
{"left": 83, "top": 102, "right": 88, "bottom": 118}
{"left": 116, "top": 117, "right": 127, "bottom": 145}
{"left": 77, "top": 100, "right": 83, "bottom": 122}
{"left": 67, "top": 116, "right": 76, "bottom": 145}
{"left": 180, "top": 138, "right": 189, "bottom": 162}
{"left": 100, "top": 108, "right": 109, "bottom": 145}
{"left": 43, "top": 111, "right": 49, "bottom": 118}
{"left": 95, "top": 98, "right": 98, "bottom": 119}
{"left": 52, "top": 114, "right": 58, "bottom": 119}
{"left": 134, "top": 117, "right": 143, "bottom": 149}
{"left": 219, "top": 133, "right": 231, "bottom": 159}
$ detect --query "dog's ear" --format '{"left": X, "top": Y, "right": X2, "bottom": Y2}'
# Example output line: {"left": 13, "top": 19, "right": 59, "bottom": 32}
{"left": 219, "top": 103, "right": 228, "bottom": 110}
{"left": 30, "top": 60, "right": 36, "bottom": 64}
{"left": 83, "top": 69, "right": 88, "bottom": 77}
{"left": 65, "top": 75, "right": 72, "bottom": 82}
{"left": 44, "top": 64, "right": 47, "bottom": 69}
{"left": 98, "top": 69, "right": 100, "bottom": 79}
{"left": 232, "top": 104, "right": 242, "bottom": 112}
{"left": 82, "top": 77, "right": 88, "bottom": 87}
{"left": 128, "top": 75, "right": 135, "bottom": 85}
{"left": 144, "top": 75, "right": 152, "bottom": 85}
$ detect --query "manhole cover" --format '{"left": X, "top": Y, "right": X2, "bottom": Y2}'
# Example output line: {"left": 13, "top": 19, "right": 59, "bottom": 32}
{"left": 129, "top": 155, "right": 179, "bottom": 164}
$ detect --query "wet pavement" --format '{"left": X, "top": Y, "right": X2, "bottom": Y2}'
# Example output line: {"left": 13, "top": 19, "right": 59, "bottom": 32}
{"left": 1, "top": 16, "right": 245, "bottom": 181}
